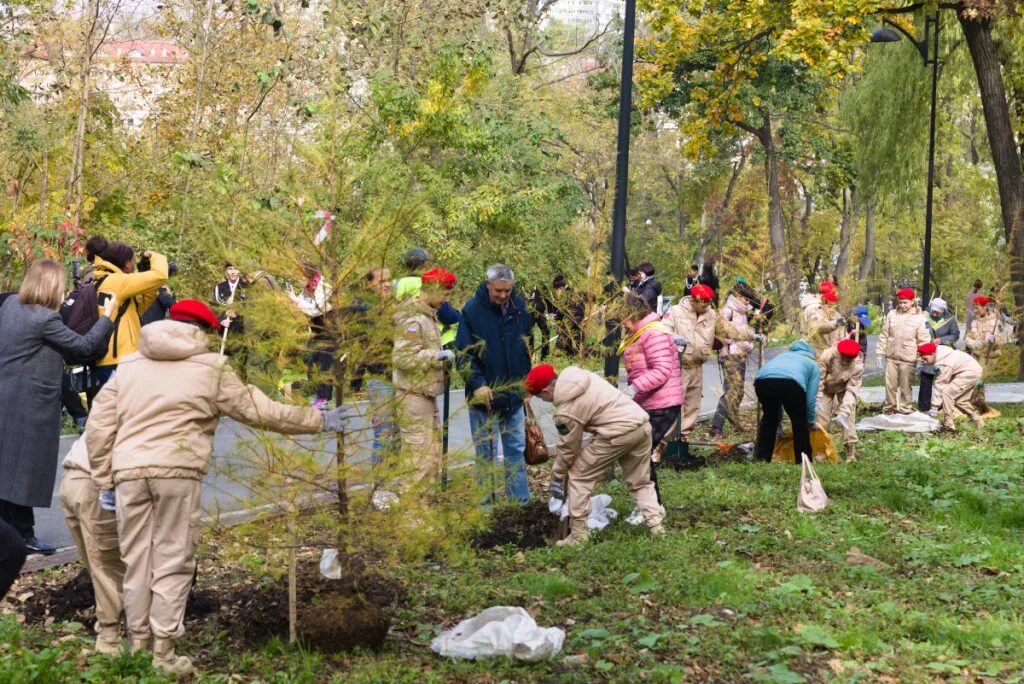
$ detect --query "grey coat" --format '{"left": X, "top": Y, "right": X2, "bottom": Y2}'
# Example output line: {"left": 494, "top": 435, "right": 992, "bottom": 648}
{"left": 0, "top": 296, "right": 112, "bottom": 507}
{"left": 927, "top": 314, "right": 960, "bottom": 346}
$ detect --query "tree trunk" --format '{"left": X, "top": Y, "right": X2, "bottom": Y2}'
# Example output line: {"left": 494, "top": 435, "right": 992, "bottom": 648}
{"left": 858, "top": 200, "right": 877, "bottom": 302}
{"left": 760, "top": 111, "right": 797, "bottom": 316}
{"left": 66, "top": 0, "right": 98, "bottom": 223}
{"left": 38, "top": 145, "right": 48, "bottom": 228}
{"left": 698, "top": 146, "right": 745, "bottom": 264}
{"left": 959, "top": 12, "right": 1024, "bottom": 379}
{"left": 835, "top": 186, "right": 855, "bottom": 282}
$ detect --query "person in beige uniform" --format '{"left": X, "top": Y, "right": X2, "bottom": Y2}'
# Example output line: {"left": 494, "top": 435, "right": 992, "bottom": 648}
{"left": 526, "top": 364, "right": 664, "bottom": 547}
{"left": 392, "top": 268, "right": 456, "bottom": 489}
{"left": 662, "top": 284, "right": 759, "bottom": 441}
{"left": 803, "top": 289, "right": 846, "bottom": 357}
{"left": 876, "top": 288, "right": 929, "bottom": 414}
{"left": 964, "top": 295, "right": 1004, "bottom": 368}
{"left": 59, "top": 432, "right": 125, "bottom": 655}
{"left": 816, "top": 339, "right": 863, "bottom": 463}
{"left": 87, "top": 300, "right": 345, "bottom": 675}
{"left": 918, "top": 342, "right": 984, "bottom": 431}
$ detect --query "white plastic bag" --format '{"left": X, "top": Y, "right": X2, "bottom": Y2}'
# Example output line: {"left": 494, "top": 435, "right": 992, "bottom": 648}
{"left": 547, "top": 493, "right": 619, "bottom": 529}
{"left": 319, "top": 549, "right": 341, "bottom": 579}
{"left": 431, "top": 606, "right": 565, "bottom": 661}
{"left": 856, "top": 411, "right": 940, "bottom": 433}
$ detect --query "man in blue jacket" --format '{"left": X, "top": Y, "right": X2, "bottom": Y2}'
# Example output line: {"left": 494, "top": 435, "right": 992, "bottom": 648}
{"left": 456, "top": 264, "right": 533, "bottom": 504}
{"left": 753, "top": 340, "right": 820, "bottom": 464}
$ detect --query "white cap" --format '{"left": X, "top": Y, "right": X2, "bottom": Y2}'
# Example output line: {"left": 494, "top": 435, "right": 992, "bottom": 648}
{"left": 929, "top": 297, "right": 947, "bottom": 312}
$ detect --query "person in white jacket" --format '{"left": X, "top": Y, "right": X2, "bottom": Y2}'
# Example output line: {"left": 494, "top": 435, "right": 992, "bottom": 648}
{"left": 288, "top": 264, "right": 335, "bottom": 409}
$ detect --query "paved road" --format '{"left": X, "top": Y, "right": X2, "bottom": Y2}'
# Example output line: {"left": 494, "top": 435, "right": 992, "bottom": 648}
{"left": 33, "top": 337, "right": 882, "bottom": 551}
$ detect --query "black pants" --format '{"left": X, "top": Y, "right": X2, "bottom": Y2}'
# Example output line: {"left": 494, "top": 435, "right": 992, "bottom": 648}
{"left": 306, "top": 349, "right": 334, "bottom": 402}
{"left": 0, "top": 519, "right": 26, "bottom": 599}
{"left": 754, "top": 378, "right": 811, "bottom": 464}
{"left": 647, "top": 406, "right": 681, "bottom": 503}
{"left": 0, "top": 499, "right": 34, "bottom": 539}
{"left": 61, "top": 371, "right": 88, "bottom": 422}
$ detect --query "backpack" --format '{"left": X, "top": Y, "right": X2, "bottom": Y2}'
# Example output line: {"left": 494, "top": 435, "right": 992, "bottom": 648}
{"left": 59, "top": 275, "right": 126, "bottom": 366}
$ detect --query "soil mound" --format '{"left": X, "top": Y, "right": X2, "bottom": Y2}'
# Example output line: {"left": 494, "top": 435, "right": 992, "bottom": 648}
{"left": 470, "top": 500, "right": 561, "bottom": 550}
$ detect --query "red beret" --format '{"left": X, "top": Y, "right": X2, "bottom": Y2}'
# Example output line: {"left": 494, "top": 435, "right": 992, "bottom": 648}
{"left": 917, "top": 342, "right": 937, "bottom": 355}
{"left": 819, "top": 281, "right": 837, "bottom": 294}
{"left": 422, "top": 268, "right": 456, "bottom": 290}
{"left": 896, "top": 288, "right": 916, "bottom": 300}
{"left": 837, "top": 338, "right": 860, "bottom": 358}
{"left": 973, "top": 295, "right": 991, "bottom": 306}
{"left": 690, "top": 284, "right": 714, "bottom": 302}
{"left": 524, "top": 364, "right": 557, "bottom": 395}
{"left": 821, "top": 290, "right": 839, "bottom": 303}
{"left": 169, "top": 299, "right": 221, "bottom": 332}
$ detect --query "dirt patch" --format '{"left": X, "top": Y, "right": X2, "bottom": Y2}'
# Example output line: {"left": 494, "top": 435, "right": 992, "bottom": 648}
{"left": 22, "top": 567, "right": 95, "bottom": 626}
{"left": 470, "top": 500, "right": 562, "bottom": 550}
{"left": 221, "top": 558, "right": 404, "bottom": 652}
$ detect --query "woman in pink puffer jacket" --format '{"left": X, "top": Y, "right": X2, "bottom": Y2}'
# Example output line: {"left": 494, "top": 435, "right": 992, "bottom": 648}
{"left": 620, "top": 294, "right": 683, "bottom": 509}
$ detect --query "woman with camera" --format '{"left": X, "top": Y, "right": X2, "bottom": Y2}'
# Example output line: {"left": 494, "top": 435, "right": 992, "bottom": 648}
{"left": 0, "top": 259, "right": 118, "bottom": 554}
{"left": 86, "top": 237, "right": 169, "bottom": 395}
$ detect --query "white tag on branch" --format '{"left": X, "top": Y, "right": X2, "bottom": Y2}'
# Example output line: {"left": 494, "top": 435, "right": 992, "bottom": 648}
{"left": 319, "top": 549, "right": 342, "bottom": 580}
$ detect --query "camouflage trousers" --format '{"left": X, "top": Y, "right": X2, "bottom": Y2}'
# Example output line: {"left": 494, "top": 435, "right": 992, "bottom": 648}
{"left": 711, "top": 353, "right": 748, "bottom": 432}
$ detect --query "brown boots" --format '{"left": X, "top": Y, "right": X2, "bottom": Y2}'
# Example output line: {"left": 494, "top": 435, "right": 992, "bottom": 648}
{"left": 555, "top": 518, "right": 589, "bottom": 547}
{"left": 153, "top": 638, "right": 194, "bottom": 676}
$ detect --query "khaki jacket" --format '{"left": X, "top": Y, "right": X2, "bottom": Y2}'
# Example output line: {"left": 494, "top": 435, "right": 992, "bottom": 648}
{"left": 802, "top": 303, "right": 844, "bottom": 355}
{"left": 878, "top": 306, "right": 929, "bottom": 363}
{"left": 664, "top": 297, "right": 753, "bottom": 368}
{"left": 817, "top": 345, "right": 863, "bottom": 413}
{"left": 965, "top": 311, "right": 1005, "bottom": 357}
{"left": 92, "top": 253, "right": 170, "bottom": 366}
{"left": 932, "top": 346, "right": 983, "bottom": 408}
{"left": 62, "top": 434, "right": 90, "bottom": 474}
{"left": 551, "top": 367, "right": 649, "bottom": 479}
{"left": 392, "top": 299, "right": 444, "bottom": 397}
{"left": 87, "top": 321, "right": 324, "bottom": 488}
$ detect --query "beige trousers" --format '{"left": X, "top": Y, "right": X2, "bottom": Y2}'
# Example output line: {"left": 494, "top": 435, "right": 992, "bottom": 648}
{"left": 938, "top": 369, "right": 983, "bottom": 427}
{"left": 116, "top": 478, "right": 201, "bottom": 641}
{"left": 397, "top": 392, "right": 442, "bottom": 486}
{"left": 816, "top": 392, "right": 857, "bottom": 445}
{"left": 680, "top": 365, "right": 704, "bottom": 439}
{"left": 883, "top": 360, "right": 914, "bottom": 413}
{"left": 60, "top": 469, "right": 126, "bottom": 633}
{"left": 567, "top": 424, "right": 662, "bottom": 527}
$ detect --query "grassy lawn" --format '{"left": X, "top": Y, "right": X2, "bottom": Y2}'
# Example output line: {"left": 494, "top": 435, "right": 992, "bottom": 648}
{"left": 5, "top": 406, "right": 1024, "bottom": 682}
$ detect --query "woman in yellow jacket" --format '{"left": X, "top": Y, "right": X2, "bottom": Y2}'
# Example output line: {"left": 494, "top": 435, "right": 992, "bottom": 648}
{"left": 86, "top": 238, "right": 169, "bottom": 394}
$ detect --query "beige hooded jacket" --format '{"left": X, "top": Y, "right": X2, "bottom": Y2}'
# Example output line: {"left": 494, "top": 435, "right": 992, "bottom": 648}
{"left": 878, "top": 305, "right": 930, "bottom": 363}
{"left": 663, "top": 297, "right": 753, "bottom": 368}
{"left": 87, "top": 320, "right": 325, "bottom": 488}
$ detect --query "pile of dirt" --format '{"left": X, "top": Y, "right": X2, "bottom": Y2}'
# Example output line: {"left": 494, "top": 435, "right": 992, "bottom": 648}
{"left": 22, "top": 567, "right": 95, "bottom": 626}
{"left": 470, "top": 500, "right": 561, "bottom": 550}
{"left": 221, "top": 558, "right": 404, "bottom": 652}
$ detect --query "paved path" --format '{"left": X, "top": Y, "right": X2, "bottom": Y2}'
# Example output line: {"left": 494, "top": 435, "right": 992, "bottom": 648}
{"left": 32, "top": 337, "right": 882, "bottom": 553}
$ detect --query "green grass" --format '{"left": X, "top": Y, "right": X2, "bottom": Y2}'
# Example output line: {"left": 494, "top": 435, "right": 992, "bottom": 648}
{"left": 9, "top": 407, "right": 1024, "bottom": 682}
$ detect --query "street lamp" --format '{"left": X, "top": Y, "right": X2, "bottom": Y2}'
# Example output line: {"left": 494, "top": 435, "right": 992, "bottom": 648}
{"left": 870, "top": 13, "right": 940, "bottom": 305}
{"left": 603, "top": 0, "right": 637, "bottom": 381}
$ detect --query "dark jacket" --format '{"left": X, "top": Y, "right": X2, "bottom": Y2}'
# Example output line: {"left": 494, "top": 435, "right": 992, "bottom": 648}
{"left": 140, "top": 287, "right": 176, "bottom": 326}
{"left": 456, "top": 284, "right": 534, "bottom": 414}
{"left": 927, "top": 313, "right": 960, "bottom": 346}
{"left": 0, "top": 296, "right": 112, "bottom": 506}
{"left": 635, "top": 276, "right": 662, "bottom": 313}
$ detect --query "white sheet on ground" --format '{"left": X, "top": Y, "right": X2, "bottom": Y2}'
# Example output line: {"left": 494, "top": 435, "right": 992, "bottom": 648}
{"left": 857, "top": 411, "right": 941, "bottom": 433}
{"left": 547, "top": 493, "right": 618, "bottom": 529}
{"left": 431, "top": 606, "right": 565, "bottom": 661}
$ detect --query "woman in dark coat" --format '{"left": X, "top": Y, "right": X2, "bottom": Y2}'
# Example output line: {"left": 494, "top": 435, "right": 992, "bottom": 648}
{"left": 0, "top": 259, "right": 115, "bottom": 554}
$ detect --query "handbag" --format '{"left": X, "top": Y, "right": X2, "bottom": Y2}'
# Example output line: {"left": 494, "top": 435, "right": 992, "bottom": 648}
{"left": 797, "top": 453, "right": 829, "bottom": 512}
{"left": 523, "top": 400, "right": 549, "bottom": 466}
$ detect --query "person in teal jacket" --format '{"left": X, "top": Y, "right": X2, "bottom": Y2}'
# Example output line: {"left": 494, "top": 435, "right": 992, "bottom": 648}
{"left": 753, "top": 340, "right": 820, "bottom": 463}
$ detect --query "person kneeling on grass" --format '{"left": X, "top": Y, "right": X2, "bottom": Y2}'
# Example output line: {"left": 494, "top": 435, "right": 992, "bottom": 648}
{"left": 525, "top": 364, "right": 664, "bottom": 547}
{"left": 87, "top": 300, "right": 349, "bottom": 675}
{"left": 59, "top": 431, "right": 125, "bottom": 655}
{"left": 918, "top": 342, "right": 984, "bottom": 432}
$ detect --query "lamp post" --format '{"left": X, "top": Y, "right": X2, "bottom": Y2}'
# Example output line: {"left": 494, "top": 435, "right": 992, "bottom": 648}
{"left": 870, "top": 13, "right": 940, "bottom": 305}
{"left": 603, "top": 0, "right": 637, "bottom": 382}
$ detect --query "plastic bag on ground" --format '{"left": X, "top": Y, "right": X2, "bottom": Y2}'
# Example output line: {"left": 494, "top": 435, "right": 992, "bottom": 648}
{"left": 772, "top": 427, "right": 838, "bottom": 463}
{"left": 319, "top": 549, "right": 341, "bottom": 579}
{"left": 857, "top": 411, "right": 940, "bottom": 433}
{"left": 431, "top": 606, "right": 565, "bottom": 661}
{"left": 547, "top": 493, "right": 618, "bottom": 529}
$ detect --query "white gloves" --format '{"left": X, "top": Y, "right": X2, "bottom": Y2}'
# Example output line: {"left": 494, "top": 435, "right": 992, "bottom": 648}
{"left": 624, "top": 384, "right": 637, "bottom": 399}
{"left": 673, "top": 335, "right": 688, "bottom": 347}
{"left": 99, "top": 489, "right": 116, "bottom": 512}
{"left": 987, "top": 335, "right": 996, "bottom": 343}
{"left": 436, "top": 349, "right": 456, "bottom": 362}
{"left": 753, "top": 333, "right": 766, "bottom": 343}
{"left": 928, "top": 408, "right": 938, "bottom": 418}
{"left": 322, "top": 406, "right": 350, "bottom": 432}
